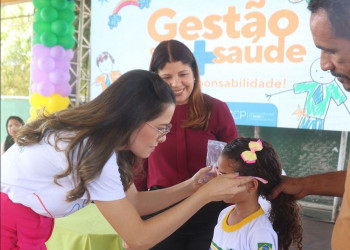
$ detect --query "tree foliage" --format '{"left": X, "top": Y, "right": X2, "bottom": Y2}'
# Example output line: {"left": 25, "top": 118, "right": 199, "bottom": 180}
{"left": 1, "top": 3, "right": 34, "bottom": 96}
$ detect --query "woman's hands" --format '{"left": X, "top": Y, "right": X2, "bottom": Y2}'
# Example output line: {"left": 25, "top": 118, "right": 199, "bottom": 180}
{"left": 191, "top": 166, "right": 216, "bottom": 190}
{"left": 195, "top": 172, "right": 251, "bottom": 203}
{"left": 103, "top": 172, "right": 251, "bottom": 250}
{"left": 191, "top": 167, "right": 251, "bottom": 203}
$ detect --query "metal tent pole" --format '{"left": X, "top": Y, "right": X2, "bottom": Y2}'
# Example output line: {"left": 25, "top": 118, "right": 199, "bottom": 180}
{"left": 332, "top": 131, "right": 348, "bottom": 222}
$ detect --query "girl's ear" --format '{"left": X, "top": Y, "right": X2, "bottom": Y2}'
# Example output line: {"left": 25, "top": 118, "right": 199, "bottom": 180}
{"left": 247, "top": 179, "right": 259, "bottom": 193}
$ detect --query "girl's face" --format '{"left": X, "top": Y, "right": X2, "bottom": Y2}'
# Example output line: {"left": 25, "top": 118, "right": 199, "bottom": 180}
{"left": 128, "top": 104, "right": 175, "bottom": 159}
{"left": 217, "top": 154, "right": 247, "bottom": 204}
{"left": 7, "top": 119, "right": 23, "bottom": 137}
{"left": 157, "top": 61, "right": 195, "bottom": 105}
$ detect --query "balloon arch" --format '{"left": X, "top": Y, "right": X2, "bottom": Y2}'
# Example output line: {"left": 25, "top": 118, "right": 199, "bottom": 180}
{"left": 29, "top": 0, "right": 75, "bottom": 121}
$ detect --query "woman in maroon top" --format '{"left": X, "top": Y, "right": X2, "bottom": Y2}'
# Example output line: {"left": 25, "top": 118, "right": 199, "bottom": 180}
{"left": 134, "top": 40, "right": 239, "bottom": 249}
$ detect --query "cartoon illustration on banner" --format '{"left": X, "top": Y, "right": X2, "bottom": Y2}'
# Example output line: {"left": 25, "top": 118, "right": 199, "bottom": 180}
{"left": 94, "top": 51, "right": 121, "bottom": 91}
{"left": 266, "top": 58, "right": 349, "bottom": 130}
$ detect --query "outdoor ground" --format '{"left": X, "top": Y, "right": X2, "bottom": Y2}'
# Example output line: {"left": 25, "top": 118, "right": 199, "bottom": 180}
{"left": 300, "top": 207, "right": 334, "bottom": 250}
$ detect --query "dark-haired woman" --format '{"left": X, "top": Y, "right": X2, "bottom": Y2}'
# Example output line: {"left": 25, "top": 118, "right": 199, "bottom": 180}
{"left": 1, "top": 116, "right": 24, "bottom": 155}
{"left": 1, "top": 69, "right": 250, "bottom": 250}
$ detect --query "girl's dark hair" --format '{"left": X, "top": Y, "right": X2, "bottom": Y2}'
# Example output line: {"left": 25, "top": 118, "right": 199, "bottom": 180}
{"left": 4, "top": 116, "right": 24, "bottom": 152}
{"left": 15, "top": 69, "right": 175, "bottom": 202}
{"left": 222, "top": 137, "right": 303, "bottom": 250}
{"left": 308, "top": 0, "right": 350, "bottom": 40}
{"left": 149, "top": 39, "right": 211, "bottom": 130}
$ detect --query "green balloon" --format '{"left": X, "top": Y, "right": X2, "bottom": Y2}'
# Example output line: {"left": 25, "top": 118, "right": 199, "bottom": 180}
{"left": 67, "top": 1, "right": 76, "bottom": 11}
{"left": 58, "top": 35, "right": 75, "bottom": 49}
{"left": 40, "top": 6, "right": 58, "bottom": 23}
{"left": 33, "top": 21, "right": 51, "bottom": 34}
{"left": 67, "top": 24, "right": 75, "bottom": 35}
{"left": 34, "top": 11, "right": 42, "bottom": 22}
{"left": 40, "top": 32, "right": 58, "bottom": 47}
{"left": 51, "top": 0, "right": 68, "bottom": 10}
{"left": 51, "top": 20, "right": 68, "bottom": 36}
{"left": 33, "top": 0, "right": 50, "bottom": 9}
{"left": 33, "top": 34, "right": 41, "bottom": 44}
{"left": 58, "top": 9, "right": 75, "bottom": 23}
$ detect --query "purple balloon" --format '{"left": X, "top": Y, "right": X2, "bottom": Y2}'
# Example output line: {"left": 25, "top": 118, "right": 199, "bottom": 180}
{"left": 32, "top": 44, "right": 50, "bottom": 58}
{"left": 55, "top": 82, "right": 72, "bottom": 96}
{"left": 65, "top": 49, "right": 74, "bottom": 60}
{"left": 49, "top": 69, "right": 70, "bottom": 84}
{"left": 31, "top": 58, "right": 39, "bottom": 70}
{"left": 38, "top": 56, "right": 56, "bottom": 72}
{"left": 31, "top": 68, "right": 49, "bottom": 83}
{"left": 38, "top": 81, "right": 55, "bottom": 96}
{"left": 55, "top": 60, "right": 70, "bottom": 70}
{"left": 31, "top": 82, "right": 39, "bottom": 93}
{"left": 50, "top": 46, "right": 66, "bottom": 60}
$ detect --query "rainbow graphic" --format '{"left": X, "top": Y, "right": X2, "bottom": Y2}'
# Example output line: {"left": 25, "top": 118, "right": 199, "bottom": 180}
{"left": 108, "top": 0, "right": 151, "bottom": 29}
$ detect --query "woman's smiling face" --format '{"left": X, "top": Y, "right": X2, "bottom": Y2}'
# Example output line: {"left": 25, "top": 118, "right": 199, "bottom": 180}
{"left": 157, "top": 61, "right": 195, "bottom": 105}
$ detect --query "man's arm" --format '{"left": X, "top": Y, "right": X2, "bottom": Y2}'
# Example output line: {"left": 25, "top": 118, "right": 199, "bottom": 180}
{"left": 269, "top": 171, "right": 346, "bottom": 200}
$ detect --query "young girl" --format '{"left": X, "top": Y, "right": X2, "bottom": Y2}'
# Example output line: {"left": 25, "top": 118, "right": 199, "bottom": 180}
{"left": 1, "top": 69, "right": 251, "bottom": 250}
{"left": 211, "top": 137, "right": 303, "bottom": 250}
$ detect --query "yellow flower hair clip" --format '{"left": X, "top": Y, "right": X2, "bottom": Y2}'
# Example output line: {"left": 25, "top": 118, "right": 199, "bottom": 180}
{"left": 240, "top": 140, "right": 263, "bottom": 164}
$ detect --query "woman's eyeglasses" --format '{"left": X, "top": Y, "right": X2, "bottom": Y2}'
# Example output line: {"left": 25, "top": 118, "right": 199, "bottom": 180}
{"left": 146, "top": 122, "right": 172, "bottom": 140}
{"left": 214, "top": 167, "right": 268, "bottom": 184}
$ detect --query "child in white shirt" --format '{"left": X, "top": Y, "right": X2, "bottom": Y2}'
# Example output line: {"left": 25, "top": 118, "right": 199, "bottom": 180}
{"left": 211, "top": 137, "right": 303, "bottom": 250}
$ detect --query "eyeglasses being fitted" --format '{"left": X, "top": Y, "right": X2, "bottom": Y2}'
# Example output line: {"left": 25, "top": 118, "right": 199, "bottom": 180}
{"left": 146, "top": 122, "right": 172, "bottom": 139}
{"left": 214, "top": 167, "right": 268, "bottom": 184}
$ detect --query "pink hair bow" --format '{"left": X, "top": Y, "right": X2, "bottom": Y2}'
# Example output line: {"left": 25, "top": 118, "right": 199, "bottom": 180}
{"left": 240, "top": 140, "right": 263, "bottom": 164}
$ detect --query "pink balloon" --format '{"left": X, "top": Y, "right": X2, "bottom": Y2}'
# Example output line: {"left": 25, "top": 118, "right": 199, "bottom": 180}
{"left": 50, "top": 45, "right": 66, "bottom": 59}
{"left": 31, "top": 68, "right": 49, "bottom": 83}
{"left": 32, "top": 44, "right": 50, "bottom": 58}
{"left": 38, "top": 56, "right": 56, "bottom": 72}
{"left": 38, "top": 81, "right": 55, "bottom": 96}
{"left": 49, "top": 69, "right": 70, "bottom": 84}
{"left": 55, "top": 82, "right": 72, "bottom": 96}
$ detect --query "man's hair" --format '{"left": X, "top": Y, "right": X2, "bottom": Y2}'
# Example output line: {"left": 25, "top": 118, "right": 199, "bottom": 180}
{"left": 308, "top": 0, "right": 350, "bottom": 40}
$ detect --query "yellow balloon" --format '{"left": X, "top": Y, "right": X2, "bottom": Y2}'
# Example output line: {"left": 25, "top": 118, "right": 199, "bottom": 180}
{"left": 30, "top": 106, "right": 38, "bottom": 117}
{"left": 30, "top": 93, "right": 49, "bottom": 108}
{"left": 46, "top": 94, "right": 70, "bottom": 113}
{"left": 29, "top": 93, "right": 40, "bottom": 107}
{"left": 30, "top": 93, "right": 69, "bottom": 117}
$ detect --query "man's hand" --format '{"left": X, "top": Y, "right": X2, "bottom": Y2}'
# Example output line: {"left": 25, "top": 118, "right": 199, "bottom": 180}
{"left": 268, "top": 176, "right": 307, "bottom": 200}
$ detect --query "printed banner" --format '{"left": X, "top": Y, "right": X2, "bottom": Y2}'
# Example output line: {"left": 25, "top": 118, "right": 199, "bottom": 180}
{"left": 90, "top": 0, "right": 350, "bottom": 131}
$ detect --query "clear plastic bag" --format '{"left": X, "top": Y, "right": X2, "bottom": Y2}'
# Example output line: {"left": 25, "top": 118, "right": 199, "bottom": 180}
{"left": 197, "top": 140, "right": 227, "bottom": 184}
{"left": 206, "top": 139, "right": 227, "bottom": 168}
